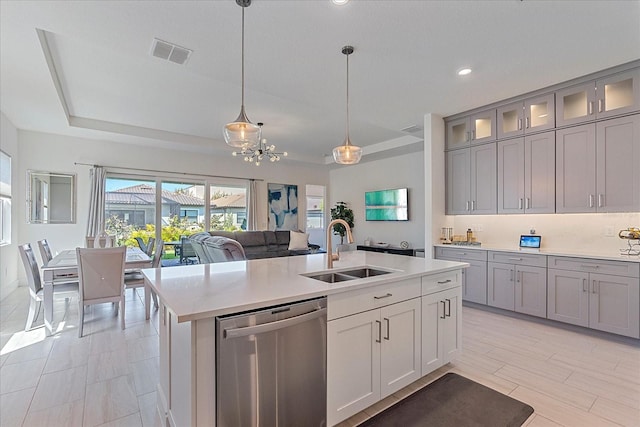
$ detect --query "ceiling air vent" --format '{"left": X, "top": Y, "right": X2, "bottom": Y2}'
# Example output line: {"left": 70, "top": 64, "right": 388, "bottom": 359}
{"left": 401, "top": 124, "right": 423, "bottom": 135}
{"left": 151, "top": 38, "right": 192, "bottom": 65}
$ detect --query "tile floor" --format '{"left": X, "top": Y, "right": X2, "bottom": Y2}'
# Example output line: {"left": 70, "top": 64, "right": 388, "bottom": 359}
{"left": 1, "top": 286, "right": 639, "bottom": 427}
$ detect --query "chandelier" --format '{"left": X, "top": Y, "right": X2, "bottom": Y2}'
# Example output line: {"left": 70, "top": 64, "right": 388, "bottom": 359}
{"left": 232, "top": 123, "right": 287, "bottom": 165}
{"left": 332, "top": 45, "right": 362, "bottom": 164}
{"left": 223, "top": 0, "right": 260, "bottom": 149}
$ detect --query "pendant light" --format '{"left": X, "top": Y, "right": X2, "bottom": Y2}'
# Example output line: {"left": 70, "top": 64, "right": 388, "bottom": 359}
{"left": 332, "top": 45, "right": 362, "bottom": 165}
{"left": 223, "top": 0, "right": 260, "bottom": 149}
{"left": 232, "top": 123, "right": 288, "bottom": 165}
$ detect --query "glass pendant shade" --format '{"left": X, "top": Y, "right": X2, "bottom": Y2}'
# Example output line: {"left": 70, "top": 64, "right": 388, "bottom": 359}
{"left": 224, "top": 106, "right": 260, "bottom": 148}
{"left": 333, "top": 137, "right": 362, "bottom": 164}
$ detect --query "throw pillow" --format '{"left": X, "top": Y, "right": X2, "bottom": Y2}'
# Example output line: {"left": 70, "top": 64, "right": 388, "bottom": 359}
{"left": 288, "top": 230, "right": 309, "bottom": 250}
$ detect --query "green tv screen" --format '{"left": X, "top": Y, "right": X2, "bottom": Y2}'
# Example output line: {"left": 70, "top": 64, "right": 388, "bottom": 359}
{"left": 365, "top": 188, "right": 408, "bottom": 221}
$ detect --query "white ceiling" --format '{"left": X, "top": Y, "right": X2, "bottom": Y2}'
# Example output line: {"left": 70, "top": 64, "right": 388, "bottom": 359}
{"left": 1, "top": 0, "right": 639, "bottom": 165}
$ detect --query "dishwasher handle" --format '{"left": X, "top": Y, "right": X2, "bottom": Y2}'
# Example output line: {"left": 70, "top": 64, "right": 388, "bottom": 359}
{"left": 223, "top": 307, "right": 326, "bottom": 339}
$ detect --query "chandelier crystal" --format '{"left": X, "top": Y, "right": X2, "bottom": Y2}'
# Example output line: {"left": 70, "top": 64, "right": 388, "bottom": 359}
{"left": 232, "top": 123, "right": 287, "bottom": 166}
{"left": 332, "top": 45, "right": 362, "bottom": 165}
{"left": 223, "top": 0, "right": 260, "bottom": 149}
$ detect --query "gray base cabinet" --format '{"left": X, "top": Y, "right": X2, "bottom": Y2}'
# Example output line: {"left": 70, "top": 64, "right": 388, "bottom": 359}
{"left": 547, "top": 257, "right": 640, "bottom": 338}
{"left": 435, "top": 247, "right": 487, "bottom": 304}
{"left": 487, "top": 252, "right": 547, "bottom": 318}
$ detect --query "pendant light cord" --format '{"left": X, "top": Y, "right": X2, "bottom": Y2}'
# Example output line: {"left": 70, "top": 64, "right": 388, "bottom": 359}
{"left": 241, "top": 6, "right": 245, "bottom": 109}
{"left": 345, "top": 50, "right": 350, "bottom": 146}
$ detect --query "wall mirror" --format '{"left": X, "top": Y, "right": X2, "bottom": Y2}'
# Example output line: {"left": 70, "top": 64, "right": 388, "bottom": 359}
{"left": 27, "top": 170, "right": 76, "bottom": 224}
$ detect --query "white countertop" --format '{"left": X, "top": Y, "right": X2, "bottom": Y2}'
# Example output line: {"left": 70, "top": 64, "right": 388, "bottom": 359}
{"left": 142, "top": 251, "right": 467, "bottom": 323}
{"left": 434, "top": 244, "right": 640, "bottom": 263}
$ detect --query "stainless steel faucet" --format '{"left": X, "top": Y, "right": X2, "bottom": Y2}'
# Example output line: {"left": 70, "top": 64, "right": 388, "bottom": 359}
{"left": 326, "top": 219, "right": 354, "bottom": 269}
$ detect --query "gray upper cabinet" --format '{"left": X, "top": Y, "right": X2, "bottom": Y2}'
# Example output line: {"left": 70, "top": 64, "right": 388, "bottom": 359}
{"left": 556, "top": 115, "right": 640, "bottom": 213}
{"left": 498, "top": 131, "right": 555, "bottom": 214}
{"left": 555, "top": 68, "right": 640, "bottom": 127}
{"left": 497, "top": 93, "right": 555, "bottom": 139}
{"left": 446, "top": 144, "right": 497, "bottom": 215}
{"left": 446, "top": 109, "right": 496, "bottom": 150}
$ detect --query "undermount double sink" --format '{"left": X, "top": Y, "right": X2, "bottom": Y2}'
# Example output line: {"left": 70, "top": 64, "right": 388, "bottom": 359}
{"left": 303, "top": 267, "right": 394, "bottom": 284}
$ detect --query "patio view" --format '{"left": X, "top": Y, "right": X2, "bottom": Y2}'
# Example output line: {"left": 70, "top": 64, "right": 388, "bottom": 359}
{"left": 104, "top": 177, "right": 248, "bottom": 265}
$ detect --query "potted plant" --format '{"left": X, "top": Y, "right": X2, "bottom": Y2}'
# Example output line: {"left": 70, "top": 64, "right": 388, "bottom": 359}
{"left": 330, "top": 201, "right": 355, "bottom": 244}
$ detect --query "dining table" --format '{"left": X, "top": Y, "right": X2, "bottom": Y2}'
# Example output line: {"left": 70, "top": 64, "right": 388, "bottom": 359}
{"left": 41, "top": 246, "right": 152, "bottom": 335}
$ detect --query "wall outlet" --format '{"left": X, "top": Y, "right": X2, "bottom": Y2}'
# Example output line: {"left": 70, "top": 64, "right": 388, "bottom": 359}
{"left": 604, "top": 226, "right": 614, "bottom": 236}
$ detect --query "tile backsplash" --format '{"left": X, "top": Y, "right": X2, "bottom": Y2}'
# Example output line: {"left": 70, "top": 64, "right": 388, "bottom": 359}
{"left": 448, "top": 212, "right": 639, "bottom": 254}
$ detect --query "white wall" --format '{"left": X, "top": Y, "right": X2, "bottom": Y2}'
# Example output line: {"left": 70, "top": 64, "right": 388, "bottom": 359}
{"left": 15, "top": 130, "right": 329, "bottom": 283}
{"left": 0, "top": 113, "right": 19, "bottom": 300}
{"left": 329, "top": 152, "right": 425, "bottom": 251}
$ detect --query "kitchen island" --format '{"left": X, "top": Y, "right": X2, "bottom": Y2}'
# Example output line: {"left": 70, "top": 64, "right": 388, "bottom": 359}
{"left": 143, "top": 250, "right": 467, "bottom": 426}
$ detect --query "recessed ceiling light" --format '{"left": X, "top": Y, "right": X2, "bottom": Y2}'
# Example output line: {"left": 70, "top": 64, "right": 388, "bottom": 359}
{"left": 457, "top": 68, "right": 472, "bottom": 76}
{"left": 332, "top": 0, "right": 349, "bottom": 5}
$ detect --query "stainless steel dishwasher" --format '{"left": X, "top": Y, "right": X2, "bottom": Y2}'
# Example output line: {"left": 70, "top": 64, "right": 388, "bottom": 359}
{"left": 216, "top": 297, "right": 327, "bottom": 427}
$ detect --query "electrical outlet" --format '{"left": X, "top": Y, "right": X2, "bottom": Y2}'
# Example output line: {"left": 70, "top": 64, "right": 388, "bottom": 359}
{"left": 604, "top": 226, "right": 614, "bottom": 236}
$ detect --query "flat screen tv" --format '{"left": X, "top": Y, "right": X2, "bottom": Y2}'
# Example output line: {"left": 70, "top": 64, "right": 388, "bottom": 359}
{"left": 365, "top": 188, "right": 408, "bottom": 221}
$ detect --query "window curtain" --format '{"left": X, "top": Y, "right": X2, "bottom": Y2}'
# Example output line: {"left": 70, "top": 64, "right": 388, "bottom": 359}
{"left": 86, "top": 166, "right": 106, "bottom": 237}
{"left": 247, "top": 179, "right": 258, "bottom": 231}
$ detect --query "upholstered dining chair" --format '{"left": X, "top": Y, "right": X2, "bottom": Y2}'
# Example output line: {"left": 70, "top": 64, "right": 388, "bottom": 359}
{"left": 85, "top": 234, "right": 114, "bottom": 248}
{"left": 76, "top": 246, "right": 127, "bottom": 337}
{"left": 19, "top": 243, "right": 78, "bottom": 331}
{"left": 124, "top": 239, "right": 163, "bottom": 310}
{"left": 37, "top": 239, "right": 53, "bottom": 264}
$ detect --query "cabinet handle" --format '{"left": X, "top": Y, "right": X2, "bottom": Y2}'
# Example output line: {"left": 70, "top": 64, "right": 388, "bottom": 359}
{"left": 518, "top": 118, "right": 523, "bottom": 130}
{"left": 471, "top": 130, "right": 476, "bottom": 140}
{"left": 510, "top": 269, "right": 514, "bottom": 282}
{"left": 598, "top": 194, "right": 604, "bottom": 208}
{"left": 517, "top": 271, "right": 521, "bottom": 283}
{"left": 519, "top": 198, "right": 523, "bottom": 210}
{"left": 376, "top": 320, "right": 382, "bottom": 343}
{"left": 384, "top": 318, "right": 390, "bottom": 340}
{"left": 471, "top": 200, "right": 475, "bottom": 211}
{"left": 466, "top": 131, "right": 471, "bottom": 142}
{"left": 525, "top": 117, "right": 530, "bottom": 129}
{"left": 440, "top": 301, "right": 446, "bottom": 319}
{"left": 580, "top": 264, "right": 599, "bottom": 269}
{"left": 374, "top": 293, "right": 393, "bottom": 300}
{"left": 525, "top": 198, "right": 530, "bottom": 209}
{"left": 466, "top": 201, "right": 470, "bottom": 211}
{"left": 592, "top": 279, "right": 597, "bottom": 294}
{"left": 457, "top": 252, "right": 467, "bottom": 256}
{"left": 588, "top": 101, "right": 594, "bottom": 115}
{"left": 582, "top": 278, "right": 587, "bottom": 292}
{"left": 589, "top": 194, "right": 594, "bottom": 208}
{"left": 598, "top": 99, "right": 603, "bottom": 113}
{"left": 508, "top": 257, "right": 523, "bottom": 261}
{"left": 446, "top": 299, "right": 451, "bottom": 317}
{"left": 437, "top": 279, "right": 452, "bottom": 284}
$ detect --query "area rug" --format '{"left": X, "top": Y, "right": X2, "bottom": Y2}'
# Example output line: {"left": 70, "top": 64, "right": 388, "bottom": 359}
{"left": 359, "top": 373, "right": 534, "bottom": 427}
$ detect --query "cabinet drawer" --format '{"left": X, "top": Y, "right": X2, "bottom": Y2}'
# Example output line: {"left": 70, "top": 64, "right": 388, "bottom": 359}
{"left": 548, "top": 256, "right": 640, "bottom": 278}
{"left": 328, "top": 278, "right": 421, "bottom": 321}
{"left": 435, "top": 246, "right": 488, "bottom": 261}
{"left": 488, "top": 251, "right": 547, "bottom": 267}
{"left": 421, "top": 271, "right": 461, "bottom": 295}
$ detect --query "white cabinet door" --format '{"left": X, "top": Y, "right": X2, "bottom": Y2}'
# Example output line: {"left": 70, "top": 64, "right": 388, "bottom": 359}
{"left": 547, "top": 269, "right": 589, "bottom": 328}
{"left": 421, "top": 287, "right": 462, "bottom": 376}
{"left": 589, "top": 273, "right": 640, "bottom": 338}
{"left": 515, "top": 265, "right": 547, "bottom": 318}
{"left": 327, "top": 309, "right": 381, "bottom": 426}
{"left": 380, "top": 299, "right": 421, "bottom": 398}
{"left": 487, "top": 262, "right": 515, "bottom": 310}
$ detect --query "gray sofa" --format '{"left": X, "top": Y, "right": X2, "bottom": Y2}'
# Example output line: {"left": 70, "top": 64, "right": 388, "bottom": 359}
{"left": 189, "top": 230, "right": 320, "bottom": 262}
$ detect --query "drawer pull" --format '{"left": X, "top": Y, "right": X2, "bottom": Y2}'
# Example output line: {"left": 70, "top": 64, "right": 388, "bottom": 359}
{"left": 457, "top": 252, "right": 467, "bottom": 256}
{"left": 508, "top": 257, "right": 523, "bottom": 261}
{"left": 437, "top": 279, "right": 452, "bottom": 284}
{"left": 580, "top": 265, "right": 599, "bottom": 269}
{"left": 374, "top": 293, "right": 393, "bottom": 300}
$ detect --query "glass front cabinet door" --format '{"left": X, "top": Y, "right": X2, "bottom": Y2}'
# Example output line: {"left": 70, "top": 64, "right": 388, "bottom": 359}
{"left": 497, "top": 93, "right": 555, "bottom": 139}
{"left": 556, "top": 68, "right": 640, "bottom": 127}
{"left": 446, "top": 109, "right": 496, "bottom": 150}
